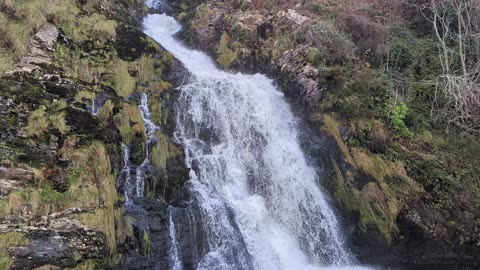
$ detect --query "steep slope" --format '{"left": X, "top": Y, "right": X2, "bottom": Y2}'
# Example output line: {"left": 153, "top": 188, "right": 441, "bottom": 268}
{"left": 165, "top": 0, "right": 480, "bottom": 268}
{"left": 0, "top": 0, "right": 188, "bottom": 269}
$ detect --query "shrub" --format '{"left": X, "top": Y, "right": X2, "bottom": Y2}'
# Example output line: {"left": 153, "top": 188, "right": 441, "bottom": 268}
{"left": 391, "top": 103, "right": 413, "bottom": 138}
{"left": 340, "top": 14, "right": 388, "bottom": 65}
{"left": 295, "top": 21, "right": 356, "bottom": 66}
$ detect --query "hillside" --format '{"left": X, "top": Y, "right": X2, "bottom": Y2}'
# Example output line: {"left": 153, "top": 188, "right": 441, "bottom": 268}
{"left": 0, "top": 0, "right": 479, "bottom": 269}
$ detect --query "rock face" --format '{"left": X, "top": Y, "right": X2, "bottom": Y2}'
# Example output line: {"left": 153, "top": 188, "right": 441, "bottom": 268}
{"left": 7, "top": 213, "right": 107, "bottom": 270}
{"left": 0, "top": 0, "right": 189, "bottom": 269}
{"left": 0, "top": 167, "right": 34, "bottom": 197}
{"left": 7, "top": 24, "right": 59, "bottom": 75}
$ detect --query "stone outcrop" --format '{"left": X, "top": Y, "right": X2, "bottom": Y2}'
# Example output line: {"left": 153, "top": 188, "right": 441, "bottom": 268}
{"left": 7, "top": 24, "right": 59, "bottom": 75}
{"left": 0, "top": 0, "right": 189, "bottom": 269}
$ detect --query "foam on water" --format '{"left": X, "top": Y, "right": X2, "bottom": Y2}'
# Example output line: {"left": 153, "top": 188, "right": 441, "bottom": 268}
{"left": 143, "top": 12, "right": 373, "bottom": 270}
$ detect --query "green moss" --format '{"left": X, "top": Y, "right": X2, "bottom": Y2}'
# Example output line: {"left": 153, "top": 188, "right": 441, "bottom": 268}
{"left": 113, "top": 60, "right": 136, "bottom": 97}
{"left": 25, "top": 103, "right": 70, "bottom": 138}
{"left": 329, "top": 161, "right": 401, "bottom": 242}
{"left": 132, "top": 55, "right": 155, "bottom": 84}
{"left": 48, "top": 99, "right": 68, "bottom": 112}
{"left": 25, "top": 107, "right": 49, "bottom": 138}
{"left": 97, "top": 100, "right": 114, "bottom": 123}
{"left": 63, "top": 13, "right": 117, "bottom": 44}
{"left": 305, "top": 47, "right": 322, "bottom": 66}
{"left": 144, "top": 36, "right": 161, "bottom": 52}
{"left": 154, "top": 80, "right": 172, "bottom": 92}
{"left": 0, "top": 232, "right": 29, "bottom": 270}
{"left": 216, "top": 32, "right": 237, "bottom": 69}
{"left": 323, "top": 113, "right": 418, "bottom": 242}
{"left": 75, "top": 91, "right": 96, "bottom": 105}
{"left": 72, "top": 259, "right": 97, "bottom": 270}
{"left": 322, "top": 114, "right": 354, "bottom": 164}
{"left": 150, "top": 131, "right": 182, "bottom": 172}
{"left": 148, "top": 94, "right": 163, "bottom": 125}
{"left": 177, "top": 12, "right": 188, "bottom": 22}
{"left": 50, "top": 112, "right": 69, "bottom": 134}
{"left": 161, "top": 52, "right": 174, "bottom": 69}
{"left": 142, "top": 231, "right": 151, "bottom": 256}
{"left": 114, "top": 103, "right": 146, "bottom": 146}
{"left": 74, "top": 207, "right": 130, "bottom": 256}
{"left": 0, "top": 0, "right": 84, "bottom": 73}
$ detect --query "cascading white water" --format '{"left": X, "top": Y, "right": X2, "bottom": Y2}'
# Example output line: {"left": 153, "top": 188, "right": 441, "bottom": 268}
{"left": 169, "top": 208, "right": 184, "bottom": 270}
{"left": 120, "top": 94, "right": 158, "bottom": 201}
{"left": 144, "top": 12, "right": 372, "bottom": 270}
{"left": 91, "top": 100, "right": 97, "bottom": 115}
{"left": 121, "top": 143, "right": 133, "bottom": 202}
{"left": 136, "top": 93, "right": 159, "bottom": 197}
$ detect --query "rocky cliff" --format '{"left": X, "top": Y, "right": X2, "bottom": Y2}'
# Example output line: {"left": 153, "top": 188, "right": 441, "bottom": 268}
{"left": 0, "top": 0, "right": 189, "bottom": 269}
{"left": 166, "top": 0, "right": 480, "bottom": 268}
{"left": 1, "top": 0, "right": 479, "bottom": 269}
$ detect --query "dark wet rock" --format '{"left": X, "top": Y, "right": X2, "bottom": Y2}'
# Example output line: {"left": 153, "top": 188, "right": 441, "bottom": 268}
{"left": 115, "top": 24, "right": 159, "bottom": 61}
{"left": 118, "top": 199, "right": 171, "bottom": 270}
{"left": 10, "top": 223, "right": 106, "bottom": 270}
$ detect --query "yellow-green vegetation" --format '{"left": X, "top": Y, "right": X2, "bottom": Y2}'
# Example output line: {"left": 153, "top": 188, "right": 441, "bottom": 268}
{"left": 142, "top": 231, "right": 151, "bottom": 256}
{"left": 74, "top": 207, "right": 132, "bottom": 256}
{"left": 58, "top": 10, "right": 117, "bottom": 44}
{"left": 0, "top": 0, "right": 116, "bottom": 73}
{"left": 148, "top": 93, "right": 171, "bottom": 126}
{"left": 54, "top": 45, "right": 138, "bottom": 98}
{"left": 150, "top": 131, "right": 182, "bottom": 172}
{"left": 1, "top": 140, "right": 117, "bottom": 217}
{"left": 177, "top": 12, "right": 188, "bottom": 22}
{"left": 75, "top": 91, "right": 96, "bottom": 106}
{"left": 149, "top": 94, "right": 163, "bottom": 125}
{"left": 53, "top": 45, "right": 105, "bottom": 84}
{"left": 322, "top": 114, "right": 422, "bottom": 242}
{"left": 97, "top": 100, "right": 115, "bottom": 123}
{"left": 54, "top": 45, "right": 171, "bottom": 97}
{"left": 0, "top": 232, "right": 29, "bottom": 270}
{"left": 132, "top": 55, "right": 155, "bottom": 84}
{"left": 0, "top": 0, "right": 48, "bottom": 73}
{"left": 25, "top": 102, "right": 69, "bottom": 138}
{"left": 114, "top": 103, "right": 146, "bottom": 145}
{"left": 71, "top": 260, "right": 97, "bottom": 270}
{"left": 113, "top": 60, "right": 136, "bottom": 97}
{"left": 130, "top": 54, "right": 172, "bottom": 93}
{"left": 216, "top": 32, "right": 237, "bottom": 69}
{"left": 25, "top": 108, "right": 49, "bottom": 138}
{"left": 322, "top": 114, "right": 354, "bottom": 164}
{"left": 64, "top": 139, "right": 129, "bottom": 255}
{"left": 161, "top": 52, "right": 174, "bottom": 70}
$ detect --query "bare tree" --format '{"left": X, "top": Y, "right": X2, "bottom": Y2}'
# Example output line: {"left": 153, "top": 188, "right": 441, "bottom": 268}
{"left": 406, "top": 0, "right": 480, "bottom": 132}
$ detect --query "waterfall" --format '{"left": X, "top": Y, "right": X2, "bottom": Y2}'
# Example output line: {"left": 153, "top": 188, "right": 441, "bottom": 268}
{"left": 121, "top": 143, "right": 133, "bottom": 203}
{"left": 120, "top": 93, "right": 158, "bottom": 201}
{"left": 144, "top": 12, "right": 372, "bottom": 270}
{"left": 135, "top": 93, "right": 159, "bottom": 197}
{"left": 169, "top": 208, "right": 184, "bottom": 270}
{"left": 91, "top": 100, "right": 97, "bottom": 115}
